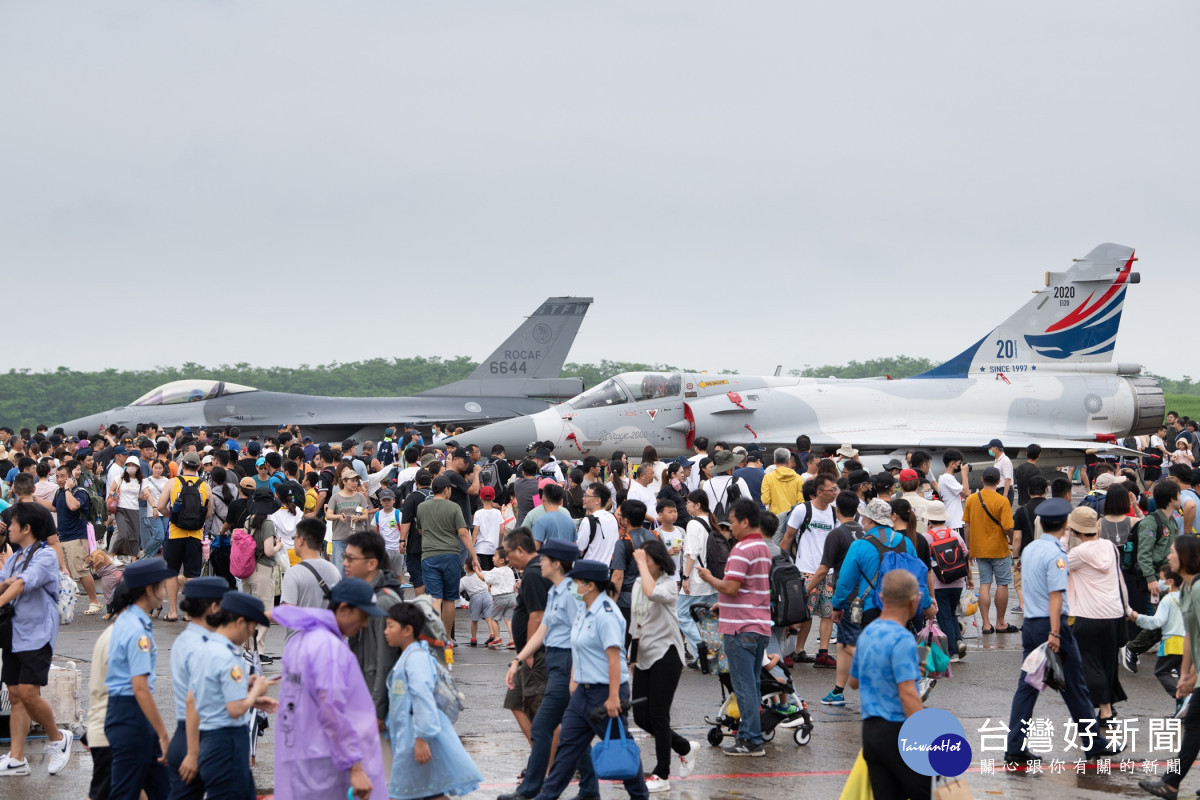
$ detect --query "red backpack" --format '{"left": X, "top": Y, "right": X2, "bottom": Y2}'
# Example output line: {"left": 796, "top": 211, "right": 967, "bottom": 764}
{"left": 928, "top": 526, "right": 969, "bottom": 583}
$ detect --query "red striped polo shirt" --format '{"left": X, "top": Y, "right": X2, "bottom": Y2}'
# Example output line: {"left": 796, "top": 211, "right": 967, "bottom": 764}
{"left": 717, "top": 533, "right": 772, "bottom": 636}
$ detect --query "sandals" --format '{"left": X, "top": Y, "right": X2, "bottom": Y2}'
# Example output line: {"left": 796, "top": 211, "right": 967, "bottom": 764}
{"left": 84, "top": 603, "right": 103, "bottom": 615}
{"left": 995, "top": 625, "right": 1022, "bottom": 634}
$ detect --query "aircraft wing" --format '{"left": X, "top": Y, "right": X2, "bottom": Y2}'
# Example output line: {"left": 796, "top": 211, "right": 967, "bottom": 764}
{"left": 809, "top": 430, "right": 1141, "bottom": 458}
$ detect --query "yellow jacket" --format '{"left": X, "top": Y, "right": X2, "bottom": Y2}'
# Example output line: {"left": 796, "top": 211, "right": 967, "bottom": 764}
{"left": 761, "top": 466, "right": 803, "bottom": 515}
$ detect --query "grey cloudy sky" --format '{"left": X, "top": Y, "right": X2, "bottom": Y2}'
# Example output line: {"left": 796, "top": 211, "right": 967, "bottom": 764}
{"left": 3, "top": 2, "right": 1196, "bottom": 381}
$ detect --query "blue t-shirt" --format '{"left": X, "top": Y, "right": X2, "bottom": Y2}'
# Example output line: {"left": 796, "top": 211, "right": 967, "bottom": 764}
{"left": 850, "top": 618, "right": 921, "bottom": 722}
{"left": 54, "top": 488, "right": 90, "bottom": 541}
{"left": 532, "top": 509, "right": 577, "bottom": 545}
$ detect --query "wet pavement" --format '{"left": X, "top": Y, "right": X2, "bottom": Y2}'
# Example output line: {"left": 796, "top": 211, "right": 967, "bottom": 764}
{"left": 1, "top": 603, "right": 1186, "bottom": 799}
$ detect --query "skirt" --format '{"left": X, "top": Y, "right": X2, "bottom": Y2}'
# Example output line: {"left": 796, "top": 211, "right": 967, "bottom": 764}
{"left": 1073, "top": 615, "right": 1128, "bottom": 707}
{"left": 112, "top": 508, "right": 142, "bottom": 558}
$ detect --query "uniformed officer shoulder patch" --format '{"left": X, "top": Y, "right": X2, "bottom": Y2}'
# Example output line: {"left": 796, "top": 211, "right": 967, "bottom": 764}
{"left": 604, "top": 604, "right": 614, "bottom": 612}
{"left": 1055, "top": 559, "right": 1065, "bottom": 570}
{"left": 230, "top": 666, "right": 243, "bottom": 682}
{"left": 137, "top": 635, "right": 151, "bottom": 652}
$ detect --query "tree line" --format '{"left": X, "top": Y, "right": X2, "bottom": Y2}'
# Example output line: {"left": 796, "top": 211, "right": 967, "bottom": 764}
{"left": 2, "top": 356, "right": 1191, "bottom": 433}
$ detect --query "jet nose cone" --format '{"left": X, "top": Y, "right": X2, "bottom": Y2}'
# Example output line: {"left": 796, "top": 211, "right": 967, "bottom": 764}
{"left": 470, "top": 415, "right": 540, "bottom": 455}
{"left": 56, "top": 412, "right": 109, "bottom": 437}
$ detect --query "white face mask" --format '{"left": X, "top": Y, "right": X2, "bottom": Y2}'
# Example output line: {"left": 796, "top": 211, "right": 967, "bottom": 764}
{"left": 924, "top": 491, "right": 934, "bottom": 501}
{"left": 1158, "top": 580, "right": 1171, "bottom": 593}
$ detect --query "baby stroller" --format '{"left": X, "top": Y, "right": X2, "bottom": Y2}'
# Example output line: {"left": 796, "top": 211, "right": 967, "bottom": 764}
{"left": 690, "top": 603, "right": 814, "bottom": 747}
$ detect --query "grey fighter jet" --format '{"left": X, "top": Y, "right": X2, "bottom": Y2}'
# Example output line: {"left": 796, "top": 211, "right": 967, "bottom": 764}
{"left": 56, "top": 297, "right": 593, "bottom": 443}
{"left": 465, "top": 244, "right": 1164, "bottom": 470}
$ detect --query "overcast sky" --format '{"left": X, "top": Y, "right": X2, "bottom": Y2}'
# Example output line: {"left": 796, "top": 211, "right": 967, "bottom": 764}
{"left": 3, "top": 2, "right": 1196, "bottom": 382}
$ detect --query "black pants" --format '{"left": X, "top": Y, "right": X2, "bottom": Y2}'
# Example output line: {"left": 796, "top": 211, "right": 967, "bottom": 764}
{"left": 1155, "top": 653, "right": 1182, "bottom": 699}
{"left": 862, "top": 717, "right": 930, "bottom": 800}
{"left": 478, "top": 553, "right": 495, "bottom": 571}
{"left": 1166, "top": 687, "right": 1200, "bottom": 789}
{"left": 632, "top": 645, "right": 690, "bottom": 779}
{"left": 89, "top": 745, "right": 112, "bottom": 800}
{"left": 167, "top": 719, "right": 204, "bottom": 800}
{"left": 209, "top": 547, "right": 235, "bottom": 589}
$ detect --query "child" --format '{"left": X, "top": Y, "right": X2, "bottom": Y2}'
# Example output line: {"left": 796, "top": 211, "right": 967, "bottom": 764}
{"left": 472, "top": 486, "right": 503, "bottom": 570}
{"left": 384, "top": 602, "right": 482, "bottom": 800}
{"left": 656, "top": 498, "right": 684, "bottom": 574}
{"left": 374, "top": 489, "right": 405, "bottom": 577}
{"left": 484, "top": 548, "right": 517, "bottom": 649}
{"left": 460, "top": 562, "right": 498, "bottom": 647}
{"left": 1171, "top": 439, "right": 1195, "bottom": 467}
{"left": 1130, "top": 566, "right": 1186, "bottom": 712}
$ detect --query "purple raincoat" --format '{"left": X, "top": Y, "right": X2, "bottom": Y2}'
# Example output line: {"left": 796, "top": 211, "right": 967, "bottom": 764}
{"left": 273, "top": 605, "right": 388, "bottom": 800}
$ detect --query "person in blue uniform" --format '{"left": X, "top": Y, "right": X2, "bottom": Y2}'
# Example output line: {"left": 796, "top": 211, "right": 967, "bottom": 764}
{"left": 186, "top": 591, "right": 277, "bottom": 800}
{"left": 105, "top": 557, "right": 176, "bottom": 800}
{"left": 499, "top": 538, "right": 600, "bottom": 800}
{"left": 533, "top": 559, "right": 649, "bottom": 800}
{"left": 166, "top": 576, "right": 232, "bottom": 800}
{"left": 1004, "top": 498, "right": 1123, "bottom": 765}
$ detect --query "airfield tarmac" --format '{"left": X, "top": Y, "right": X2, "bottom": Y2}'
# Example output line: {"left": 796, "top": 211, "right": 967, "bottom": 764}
{"left": 3, "top": 597, "right": 1185, "bottom": 800}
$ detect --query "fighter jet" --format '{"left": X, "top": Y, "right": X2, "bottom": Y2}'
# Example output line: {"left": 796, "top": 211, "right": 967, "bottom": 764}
{"left": 56, "top": 297, "right": 593, "bottom": 444}
{"left": 464, "top": 244, "right": 1164, "bottom": 469}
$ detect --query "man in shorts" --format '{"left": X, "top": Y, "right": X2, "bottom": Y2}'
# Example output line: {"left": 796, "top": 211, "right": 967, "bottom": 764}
{"left": 415, "top": 475, "right": 481, "bottom": 636}
{"left": 502, "top": 528, "right": 550, "bottom": 742}
{"left": 963, "top": 467, "right": 1019, "bottom": 634}
{"left": 156, "top": 452, "right": 210, "bottom": 620}
{"left": 53, "top": 464, "right": 102, "bottom": 614}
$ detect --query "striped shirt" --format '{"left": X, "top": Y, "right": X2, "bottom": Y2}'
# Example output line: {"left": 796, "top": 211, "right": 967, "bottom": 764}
{"left": 717, "top": 533, "right": 772, "bottom": 636}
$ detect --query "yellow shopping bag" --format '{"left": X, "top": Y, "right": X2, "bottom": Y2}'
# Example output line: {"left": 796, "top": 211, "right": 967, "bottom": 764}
{"left": 839, "top": 750, "right": 873, "bottom": 800}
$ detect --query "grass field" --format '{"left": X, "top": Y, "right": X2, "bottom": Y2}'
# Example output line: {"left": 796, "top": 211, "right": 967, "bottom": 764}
{"left": 1165, "top": 394, "right": 1200, "bottom": 421}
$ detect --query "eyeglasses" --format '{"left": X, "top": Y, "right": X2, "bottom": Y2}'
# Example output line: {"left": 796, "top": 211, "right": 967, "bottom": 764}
{"left": 341, "top": 554, "right": 370, "bottom": 563}
{"left": 819, "top": 486, "right": 838, "bottom": 494}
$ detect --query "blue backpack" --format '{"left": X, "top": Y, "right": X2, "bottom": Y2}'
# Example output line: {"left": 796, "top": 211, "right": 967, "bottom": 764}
{"left": 863, "top": 529, "right": 928, "bottom": 610}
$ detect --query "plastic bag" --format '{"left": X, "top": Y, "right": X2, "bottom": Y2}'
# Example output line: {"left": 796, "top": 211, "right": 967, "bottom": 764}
{"left": 1043, "top": 644, "right": 1066, "bottom": 692}
{"left": 839, "top": 750, "right": 874, "bottom": 800}
{"left": 917, "top": 620, "right": 952, "bottom": 678}
{"left": 1022, "top": 643, "right": 1052, "bottom": 692}
{"left": 591, "top": 717, "right": 642, "bottom": 780}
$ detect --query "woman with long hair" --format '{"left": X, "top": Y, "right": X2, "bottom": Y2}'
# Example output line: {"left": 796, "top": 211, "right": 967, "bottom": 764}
{"left": 678, "top": 490, "right": 720, "bottom": 665}
{"left": 244, "top": 489, "right": 282, "bottom": 660}
{"left": 140, "top": 460, "right": 170, "bottom": 559}
{"left": 269, "top": 483, "right": 304, "bottom": 568}
{"left": 109, "top": 459, "right": 144, "bottom": 559}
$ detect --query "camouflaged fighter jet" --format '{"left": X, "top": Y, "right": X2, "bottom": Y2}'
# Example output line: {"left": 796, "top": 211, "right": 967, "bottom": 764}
{"left": 56, "top": 297, "right": 592, "bottom": 444}
{"left": 465, "top": 244, "right": 1164, "bottom": 469}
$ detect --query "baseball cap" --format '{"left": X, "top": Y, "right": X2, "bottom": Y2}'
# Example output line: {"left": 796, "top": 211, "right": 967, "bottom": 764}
{"left": 1094, "top": 473, "right": 1126, "bottom": 490}
{"left": 899, "top": 468, "right": 920, "bottom": 482}
{"left": 238, "top": 477, "right": 257, "bottom": 492}
{"left": 847, "top": 469, "right": 871, "bottom": 487}
{"left": 247, "top": 441, "right": 262, "bottom": 455}
{"left": 181, "top": 452, "right": 201, "bottom": 468}
{"left": 201, "top": 455, "right": 214, "bottom": 465}
{"left": 341, "top": 438, "right": 358, "bottom": 450}
{"left": 981, "top": 466, "right": 1002, "bottom": 482}
{"left": 379, "top": 489, "right": 396, "bottom": 501}
{"left": 329, "top": 577, "right": 387, "bottom": 617}
{"left": 984, "top": 438, "right": 1004, "bottom": 450}
{"left": 431, "top": 475, "right": 452, "bottom": 493}
{"left": 113, "top": 445, "right": 129, "bottom": 456}
{"left": 480, "top": 486, "right": 496, "bottom": 501}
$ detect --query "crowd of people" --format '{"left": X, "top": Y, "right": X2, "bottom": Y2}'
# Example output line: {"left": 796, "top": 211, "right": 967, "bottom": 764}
{"left": 1, "top": 415, "right": 1200, "bottom": 799}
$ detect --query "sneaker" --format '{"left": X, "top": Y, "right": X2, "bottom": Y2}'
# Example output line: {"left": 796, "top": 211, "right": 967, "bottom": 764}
{"left": 918, "top": 677, "right": 937, "bottom": 701}
{"left": 1012, "top": 605, "right": 1024, "bottom": 614}
{"left": 46, "top": 729, "right": 73, "bottom": 775}
{"left": 469, "top": 639, "right": 478, "bottom": 647}
{"left": 1120, "top": 646, "right": 1139, "bottom": 674}
{"left": 820, "top": 690, "right": 846, "bottom": 706}
{"left": 1136, "top": 777, "right": 1179, "bottom": 799}
{"left": 782, "top": 655, "right": 795, "bottom": 668}
{"left": 957, "top": 641, "right": 967, "bottom": 659}
{"left": 678, "top": 740, "right": 700, "bottom": 779}
{"left": 949, "top": 654, "right": 961, "bottom": 663}
{"left": 1176, "top": 694, "right": 1192, "bottom": 720}
{"left": 813, "top": 653, "right": 837, "bottom": 669}
{"left": 722, "top": 739, "right": 765, "bottom": 757}
{"left": 792, "top": 650, "right": 816, "bottom": 664}
{"left": 0, "top": 754, "right": 30, "bottom": 777}
{"left": 645, "top": 775, "right": 671, "bottom": 793}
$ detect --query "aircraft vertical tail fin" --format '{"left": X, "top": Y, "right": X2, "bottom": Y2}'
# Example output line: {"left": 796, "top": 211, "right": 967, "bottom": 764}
{"left": 419, "top": 297, "right": 593, "bottom": 399}
{"left": 914, "top": 243, "right": 1139, "bottom": 378}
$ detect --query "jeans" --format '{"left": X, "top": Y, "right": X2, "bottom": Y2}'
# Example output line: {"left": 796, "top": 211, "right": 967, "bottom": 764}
{"left": 632, "top": 645, "right": 690, "bottom": 779}
{"left": 862, "top": 717, "right": 931, "bottom": 800}
{"left": 1006, "top": 615, "right": 1114, "bottom": 755}
{"left": 723, "top": 631, "right": 769, "bottom": 747}
{"left": 934, "top": 587, "right": 963, "bottom": 657}
{"left": 676, "top": 593, "right": 712, "bottom": 653}
{"left": 141, "top": 516, "right": 167, "bottom": 559}
{"left": 533, "top": 683, "right": 647, "bottom": 800}
{"left": 516, "top": 647, "right": 599, "bottom": 798}
{"left": 331, "top": 539, "right": 348, "bottom": 575}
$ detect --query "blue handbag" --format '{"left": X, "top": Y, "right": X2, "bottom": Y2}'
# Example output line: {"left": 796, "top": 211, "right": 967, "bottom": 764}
{"left": 591, "top": 716, "right": 642, "bottom": 780}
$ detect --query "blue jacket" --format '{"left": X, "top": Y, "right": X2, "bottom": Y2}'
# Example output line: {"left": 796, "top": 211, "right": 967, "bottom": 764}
{"left": 831, "top": 527, "right": 931, "bottom": 613}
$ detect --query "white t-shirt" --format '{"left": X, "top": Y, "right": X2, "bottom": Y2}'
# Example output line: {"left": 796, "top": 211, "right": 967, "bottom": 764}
{"left": 373, "top": 507, "right": 403, "bottom": 551}
{"left": 472, "top": 507, "right": 504, "bottom": 555}
{"left": 682, "top": 519, "right": 717, "bottom": 596}
{"left": 116, "top": 477, "right": 142, "bottom": 511}
{"left": 686, "top": 454, "right": 707, "bottom": 492}
{"left": 787, "top": 502, "right": 836, "bottom": 574}
{"left": 485, "top": 565, "right": 516, "bottom": 595}
{"left": 270, "top": 506, "right": 304, "bottom": 552}
{"left": 648, "top": 461, "right": 669, "bottom": 494}
{"left": 393, "top": 465, "right": 420, "bottom": 488}
{"left": 938, "top": 473, "right": 965, "bottom": 529}
{"left": 577, "top": 509, "right": 619, "bottom": 564}
{"left": 627, "top": 481, "right": 660, "bottom": 524}
{"left": 658, "top": 525, "right": 684, "bottom": 573}
{"left": 702, "top": 475, "right": 751, "bottom": 518}
{"left": 994, "top": 453, "right": 1014, "bottom": 493}
{"left": 460, "top": 571, "right": 488, "bottom": 599}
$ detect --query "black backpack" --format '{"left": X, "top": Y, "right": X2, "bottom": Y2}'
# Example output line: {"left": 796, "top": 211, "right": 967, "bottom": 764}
{"left": 769, "top": 554, "right": 810, "bottom": 627}
{"left": 712, "top": 478, "right": 742, "bottom": 523}
{"left": 700, "top": 519, "right": 731, "bottom": 579}
{"left": 479, "top": 458, "right": 505, "bottom": 503}
{"left": 171, "top": 477, "right": 208, "bottom": 530}
{"left": 377, "top": 440, "right": 397, "bottom": 467}
{"left": 283, "top": 479, "right": 305, "bottom": 509}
